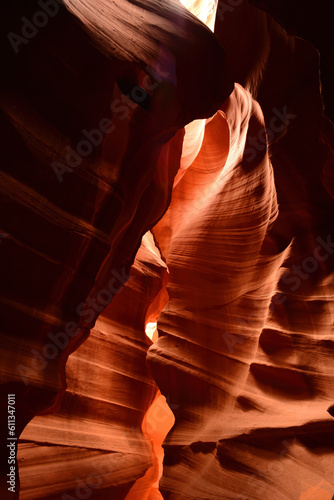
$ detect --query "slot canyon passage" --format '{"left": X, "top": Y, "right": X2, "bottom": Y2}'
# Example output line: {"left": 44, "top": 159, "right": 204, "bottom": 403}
{"left": 1, "top": 0, "right": 334, "bottom": 498}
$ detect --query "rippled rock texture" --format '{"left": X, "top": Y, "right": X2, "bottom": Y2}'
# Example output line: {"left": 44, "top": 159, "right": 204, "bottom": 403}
{"left": 1, "top": 0, "right": 334, "bottom": 499}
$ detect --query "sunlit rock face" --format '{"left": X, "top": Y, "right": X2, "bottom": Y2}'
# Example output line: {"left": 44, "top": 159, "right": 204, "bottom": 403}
{"left": 1, "top": 0, "right": 334, "bottom": 499}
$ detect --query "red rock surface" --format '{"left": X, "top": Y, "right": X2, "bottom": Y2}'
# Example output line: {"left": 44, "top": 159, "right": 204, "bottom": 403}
{"left": 1, "top": 0, "right": 333, "bottom": 499}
